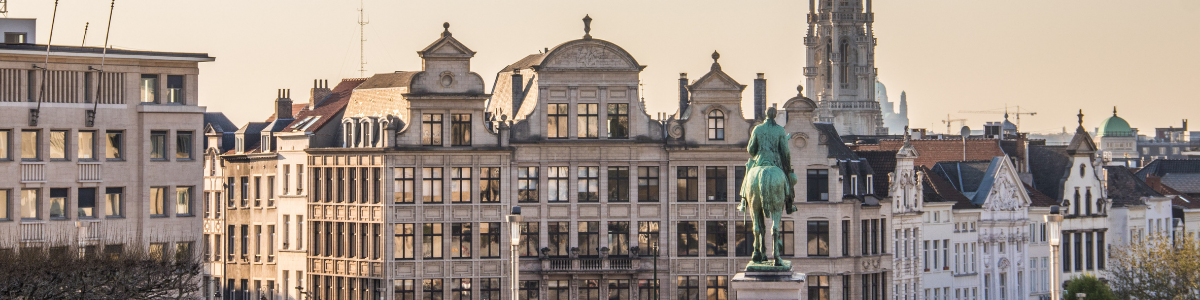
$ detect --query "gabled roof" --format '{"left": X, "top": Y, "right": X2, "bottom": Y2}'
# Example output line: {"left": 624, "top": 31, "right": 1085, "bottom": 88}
{"left": 284, "top": 78, "right": 367, "bottom": 132}
{"left": 1027, "top": 145, "right": 1071, "bottom": 200}
{"left": 504, "top": 53, "right": 548, "bottom": 71}
{"left": 1066, "top": 127, "right": 1097, "bottom": 155}
{"left": 849, "top": 138, "right": 1006, "bottom": 168}
{"left": 687, "top": 53, "right": 746, "bottom": 92}
{"left": 1025, "top": 182, "right": 1059, "bottom": 207}
{"left": 855, "top": 150, "right": 898, "bottom": 197}
{"left": 356, "top": 72, "right": 419, "bottom": 90}
{"left": 1105, "top": 166, "right": 1160, "bottom": 207}
{"left": 204, "top": 112, "right": 237, "bottom": 134}
{"left": 417, "top": 23, "right": 476, "bottom": 59}
{"left": 921, "top": 165, "right": 975, "bottom": 209}
{"left": 814, "top": 123, "right": 858, "bottom": 160}
{"left": 1135, "top": 159, "right": 1200, "bottom": 181}
{"left": 930, "top": 160, "right": 995, "bottom": 198}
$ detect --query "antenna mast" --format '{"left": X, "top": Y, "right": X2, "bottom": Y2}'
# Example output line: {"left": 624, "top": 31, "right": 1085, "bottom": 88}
{"left": 357, "top": 0, "right": 369, "bottom": 77}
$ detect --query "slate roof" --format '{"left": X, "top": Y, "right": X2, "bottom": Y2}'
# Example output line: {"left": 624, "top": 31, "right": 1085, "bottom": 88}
{"left": 356, "top": 72, "right": 419, "bottom": 90}
{"left": 1065, "top": 126, "right": 1098, "bottom": 155}
{"left": 814, "top": 123, "right": 859, "bottom": 160}
{"left": 0, "top": 44, "right": 213, "bottom": 59}
{"left": 921, "top": 165, "right": 976, "bottom": 209}
{"left": 1027, "top": 145, "right": 1071, "bottom": 200}
{"left": 1135, "top": 159, "right": 1200, "bottom": 181}
{"left": 930, "top": 160, "right": 995, "bottom": 198}
{"left": 1144, "top": 176, "right": 1200, "bottom": 209}
{"left": 1105, "top": 166, "right": 1159, "bottom": 207}
{"left": 855, "top": 150, "right": 898, "bottom": 197}
{"left": 1160, "top": 173, "right": 1200, "bottom": 194}
{"left": 849, "top": 138, "right": 1005, "bottom": 168}
{"left": 1025, "top": 182, "right": 1059, "bottom": 207}
{"left": 203, "top": 112, "right": 236, "bottom": 133}
{"left": 284, "top": 78, "right": 367, "bottom": 132}
{"left": 504, "top": 53, "right": 548, "bottom": 71}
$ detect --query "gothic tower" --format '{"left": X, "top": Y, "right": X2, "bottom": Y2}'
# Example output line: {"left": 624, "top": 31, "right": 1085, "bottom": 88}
{"left": 805, "top": 0, "right": 885, "bottom": 135}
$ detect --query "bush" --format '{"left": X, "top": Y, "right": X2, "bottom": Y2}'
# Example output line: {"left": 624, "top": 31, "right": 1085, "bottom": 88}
{"left": 1064, "top": 274, "right": 1116, "bottom": 300}
{"left": 0, "top": 241, "right": 203, "bottom": 300}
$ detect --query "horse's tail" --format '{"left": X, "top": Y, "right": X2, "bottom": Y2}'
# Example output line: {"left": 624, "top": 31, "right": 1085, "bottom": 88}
{"left": 746, "top": 166, "right": 788, "bottom": 215}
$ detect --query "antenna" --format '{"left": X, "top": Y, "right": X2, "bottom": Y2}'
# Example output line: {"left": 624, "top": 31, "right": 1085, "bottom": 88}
{"left": 0, "top": 0, "right": 7, "bottom": 18}
{"left": 81, "top": 22, "right": 88, "bottom": 47}
{"left": 31, "top": 0, "right": 60, "bottom": 126}
{"left": 356, "top": 0, "right": 369, "bottom": 77}
{"left": 86, "top": 0, "right": 116, "bottom": 127}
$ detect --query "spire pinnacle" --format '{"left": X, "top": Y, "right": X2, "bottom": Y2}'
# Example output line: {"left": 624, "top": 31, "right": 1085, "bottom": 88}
{"left": 1077, "top": 109, "right": 1084, "bottom": 126}
{"left": 1113, "top": 106, "right": 1118, "bottom": 116}
{"left": 442, "top": 22, "right": 451, "bottom": 37}
{"left": 710, "top": 51, "right": 721, "bottom": 71}
{"left": 582, "top": 15, "right": 592, "bottom": 39}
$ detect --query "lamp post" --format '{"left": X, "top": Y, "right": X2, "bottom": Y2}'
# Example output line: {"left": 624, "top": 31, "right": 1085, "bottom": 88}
{"left": 507, "top": 206, "right": 523, "bottom": 300}
{"left": 651, "top": 245, "right": 659, "bottom": 300}
{"left": 1046, "top": 205, "right": 1064, "bottom": 300}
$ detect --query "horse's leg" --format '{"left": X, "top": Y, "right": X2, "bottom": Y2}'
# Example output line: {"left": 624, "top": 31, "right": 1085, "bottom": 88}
{"left": 771, "top": 210, "right": 785, "bottom": 266}
{"left": 750, "top": 200, "right": 765, "bottom": 262}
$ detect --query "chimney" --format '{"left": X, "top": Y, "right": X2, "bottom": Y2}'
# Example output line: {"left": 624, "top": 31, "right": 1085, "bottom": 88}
{"left": 679, "top": 73, "right": 689, "bottom": 114}
{"left": 276, "top": 89, "right": 293, "bottom": 120}
{"left": 753, "top": 73, "right": 767, "bottom": 122}
{"left": 309, "top": 79, "right": 333, "bottom": 110}
{"left": 511, "top": 68, "right": 524, "bottom": 117}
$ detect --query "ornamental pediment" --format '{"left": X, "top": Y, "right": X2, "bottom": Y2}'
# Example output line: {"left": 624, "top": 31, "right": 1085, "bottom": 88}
{"left": 541, "top": 41, "right": 641, "bottom": 70}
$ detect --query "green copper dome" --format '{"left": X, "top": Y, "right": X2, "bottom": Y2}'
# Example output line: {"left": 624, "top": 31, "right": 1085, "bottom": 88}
{"left": 1099, "top": 107, "right": 1132, "bottom": 137}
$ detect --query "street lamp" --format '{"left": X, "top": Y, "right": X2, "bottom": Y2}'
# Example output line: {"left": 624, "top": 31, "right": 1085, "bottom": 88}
{"left": 1046, "top": 205, "right": 1064, "bottom": 300}
{"left": 507, "top": 206, "right": 523, "bottom": 300}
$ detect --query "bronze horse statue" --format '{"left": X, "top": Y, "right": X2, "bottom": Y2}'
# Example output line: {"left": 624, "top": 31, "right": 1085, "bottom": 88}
{"left": 738, "top": 106, "right": 798, "bottom": 267}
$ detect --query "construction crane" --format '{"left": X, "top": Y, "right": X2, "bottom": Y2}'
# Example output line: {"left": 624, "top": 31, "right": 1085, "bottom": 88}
{"left": 959, "top": 105, "right": 1037, "bottom": 129}
{"left": 942, "top": 114, "right": 967, "bottom": 135}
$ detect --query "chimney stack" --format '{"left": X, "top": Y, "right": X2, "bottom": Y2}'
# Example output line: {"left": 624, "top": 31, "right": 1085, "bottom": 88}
{"left": 753, "top": 73, "right": 767, "bottom": 122}
{"left": 276, "top": 89, "right": 294, "bottom": 120}
{"left": 511, "top": 68, "right": 524, "bottom": 117}
{"left": 309, "top": 79, "right": 333, "bottom": 110}
{"left": 679, "top": 73, "right": 689, "bottom": 114}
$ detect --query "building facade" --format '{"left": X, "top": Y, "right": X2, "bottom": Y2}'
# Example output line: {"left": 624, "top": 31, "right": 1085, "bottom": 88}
{"left": 804, "top": 0, "right": 886, "bottom": 136}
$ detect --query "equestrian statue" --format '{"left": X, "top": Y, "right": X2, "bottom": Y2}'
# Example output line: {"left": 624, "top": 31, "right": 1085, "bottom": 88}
{"left": 737, "top": 105, "right": 798, "bottom": 270}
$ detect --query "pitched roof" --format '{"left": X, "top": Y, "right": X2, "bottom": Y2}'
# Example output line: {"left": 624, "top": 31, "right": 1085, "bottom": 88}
{"left": 1065, "top": 126, "right": 1098, "bottom": 155}
{"left": 1025, "top": 182, "right": 1059, "bottom": 207}
{"left": 504, "top": 53, "right": 548, "bottom": 71}
{"left": 1135, "top": 159, "right": 1200, "bottom": 181}
{"left": 814, "top": 123, "right": 858, "bottom": 160}
{"left": 356, "top": 72, "right": 419, "bottom": 90}
{"left": 921, "top": 165, "right": 976, "bottom": 209}
{"left": 849, "top": 138, "right": 1006, "bottom": 168}
{"left": 856, "top": 150, "right": 898, "bottom": 197}
{"left": 264, "top": 103, "right": 308, "bottom": 123}
{"left": 1027, "top": 145, "right": 1071, "bottom": 200}
{"left": 203, "top": 112, "right": 237, "bottom": 133}
{"left": 283, "top": 78, "right": 367, "bottom": 132}
{"left": 1105, "top": 166, "right": 1160, "bottom": 207}
{"left": 1144, "top": 176, "right": 1200, "bottom": 209}
{"left": 930, "top": 160, "right": 995, "bottom": 198}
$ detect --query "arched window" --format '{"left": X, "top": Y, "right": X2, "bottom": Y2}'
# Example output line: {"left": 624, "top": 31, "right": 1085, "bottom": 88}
{"left": 708, "top": 110, "right": 725, "bottom": 140}
{"left": 1079, "top": 164, "right": 1086, "bottom": 178}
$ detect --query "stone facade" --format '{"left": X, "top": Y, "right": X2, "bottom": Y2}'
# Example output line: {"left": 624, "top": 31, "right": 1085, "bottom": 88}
{"left": 804, "top": 0, "right": 886, "bottom": 136}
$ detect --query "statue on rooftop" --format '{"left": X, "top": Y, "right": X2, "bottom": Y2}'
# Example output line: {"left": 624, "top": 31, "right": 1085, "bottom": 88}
{"left": 738, "top": 105, "right": 798, "bottom": 270}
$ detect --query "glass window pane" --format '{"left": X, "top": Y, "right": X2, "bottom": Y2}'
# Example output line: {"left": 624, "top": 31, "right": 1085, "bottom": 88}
{"left": 49, "top": 188, "right": 67, "bottom": 219}
{"left": 150, "top": 131, "right": 166, "bottom": 160}
{"left": 140, "top": 74, "right": 158, "bottom": 103}
{"left": 21, "top": 189, "right": 38, "bottom": 220}
{"left": 49, "top": 131, "right": 66, "bottom": 160}
{"left": 21, "top": 130, "right": 39, "bottom": 160}
{"left": 105, "top": 131, "right": 122, "bottom": 160}
{"left": 78, "top": 188, "right": 96, "bottom": 218}
{"left": 0, "top": 130, "right": 9, "bottom": 160}
{"left": 176, "top": 187, "right": 192, "bottom": 215}
{"left": 105, "top": 187, "right": 123, "bottom": 217}
{"left": 167, "top": 75, "right": 184, "bottom": 104}
{"left": 78, "top": 131, "right": 94, "bottom": 160}
{"left": 176, "top": 131, "right": 193, "bottom": 159}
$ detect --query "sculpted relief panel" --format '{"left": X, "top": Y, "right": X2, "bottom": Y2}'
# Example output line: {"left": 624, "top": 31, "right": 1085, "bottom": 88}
{"left": 544, "top": 44, "right": 636, "bottom": 70}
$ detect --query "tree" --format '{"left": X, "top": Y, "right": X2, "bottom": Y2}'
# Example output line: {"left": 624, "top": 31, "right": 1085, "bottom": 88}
{"left": 0, "top": 240, "right": 203, "bottom": 300}
{"left": 1064, "top": 274, "right": 1116, "bottom": 300}
{"left": 1107, "top": 232, "right": 1200, "bottom": 300}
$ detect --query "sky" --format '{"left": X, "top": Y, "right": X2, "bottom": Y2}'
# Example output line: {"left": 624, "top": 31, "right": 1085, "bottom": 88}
{"left": 10, "top": 0, "right": 1200, "bottom": 134}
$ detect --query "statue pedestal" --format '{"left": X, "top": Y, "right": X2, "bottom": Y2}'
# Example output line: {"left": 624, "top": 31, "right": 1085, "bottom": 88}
{"left": 732, "top": 261, "right": 806, "bottom": 300}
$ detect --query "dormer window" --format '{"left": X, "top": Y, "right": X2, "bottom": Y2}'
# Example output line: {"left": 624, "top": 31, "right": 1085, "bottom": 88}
{"left": 708, "top": 110, "right": 725, "bottom": 140}
{"left": 235, "top": 137, "right": 244, "bottom": 153}
{"left": 260, "top": 135, "right": 270, "bottom": 152}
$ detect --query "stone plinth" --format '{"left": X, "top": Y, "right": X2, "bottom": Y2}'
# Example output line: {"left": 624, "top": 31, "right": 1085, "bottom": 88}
{"left": 731, "top": 263, "right": 806, "bottom": 300}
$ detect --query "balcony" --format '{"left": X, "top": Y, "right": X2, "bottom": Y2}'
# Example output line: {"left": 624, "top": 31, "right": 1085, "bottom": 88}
{"left": 79, "top": 163, "right": 102, "bottom": 182}
{"left": 20, "top": 162, "right": 44, "bottom": 182}
{"left": 538, "top": 257, "right": 638, "bottom": 273}
{"left": 20, "top": 223, "right": 44, "bottom": 243}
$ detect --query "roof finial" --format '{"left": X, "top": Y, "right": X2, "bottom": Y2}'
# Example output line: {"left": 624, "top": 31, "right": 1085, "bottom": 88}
{"left": 903, "top": 125, "right": 911, "bottom": 143}
{"left": 442, "top": 22, "right": 451, "bottom": 37}
{"left": 1113, "top": 106, "right": 1118, "bottom": 116}
{"left": 710, "top": 51, "right": 721, "bottom": 71}
{"left": 1077, "top": 109, "right": 1084, "bottom": 126}
{"left": 797, "top": 85, "right": 804, "bottom": 96}
{"left": 582, "top": 15, "right": 592, "bottom": 39}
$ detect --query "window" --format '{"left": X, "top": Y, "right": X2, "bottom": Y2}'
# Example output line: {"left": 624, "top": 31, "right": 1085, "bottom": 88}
{"left": 253, "top": 176, "right": 262, "bottom": 206}
{"left": 422, "top": 114, "right": 443, "bottom": 146}
{"left": 734, "top": 167, "right": 745, "bottom": 201}
{"left": 518, "top": 280, "right": 539, "bottom": 300}
{"left": 781, "top": 221, "right": 794, "bottom": 256}
{"left": 677, "top": 276, "right": 700, "bottom": 300}
{"left": 519, "top": 222, "right": 539, "bottom": 257}
{"left": 637, "top": 166, "right": 659, "bottom": 202}
{"left": 678, "top": 221, "right": 699, "bottom": 256}
{"left": 177, "top": 241, "right": 193, "bottom": 261}
{"left": 576, "top": 103, "right": 599, "bottom": 138}
{"left": 176, "top": 131, "right": 192, "bottom": 160}
{"left": 105, "top": 131, "right": 122, "bottom": 160}
{"left": 708, "top": 110, "right": 725, "bottom": 140}
{"left": 706, "top": 166, "right": 728, "bottom": 202}
{"left": 296, "top": 164, "right": 305, "bottom": 194}
{"left": 0, "top": 190, "right": 8, "bottom": 220}
{"left": 140, "top": 74, "right": 158, "bottom": 103}
{"left": 166, "top": 75, "right": 184, "bottom": 104}
{"left": 480, "top": 222, "right": 500, "bottom": 258}
{"left": 547, "top": 222, "right": 569, "bottom": 257}
{"left": 1098, "top": 231, "right": 1106, "bottom": 270}
{"left": 638, "top": 280, "right": 659, "bottom": 300}
{"left": 677, "top": 166, "right": 698, "bottom": 202}
{"left": 609, "top": 279, "right": 631, "bottom": 300}
{"left": 547, "top": 167, "right": 569, "bottom": 202}
{"left": 175, "top": 186, "right": 192, "bottom": 216}
{"left": 423, "top": 167, "right": 443, "bottom": 203}
{"left": 422, "top": 279, "right": 443, "bottom": 300}
{"left": 808, "top": 221, "right": 830, "bottom": 257}
{"left": 808, "top": 275, "right": 829, "bottom": 300}
{"left": 1086, "top": 232, "right": 1094, "bottom": 270}
{"left": 390, "top": 167, "right": 414, "bottom": 203}
{"left": 547, "top": 280, "right": 569, "bottom": 300}
{"left": 451, "top": 113, "right": 471, "bottom": 146}
{"left": 578, "top": 166, "right": 599, "bottom": 202}
{"left": 580, "top": 279, "right": 600, "bottom": 299}
{"left": 394, "top": 224, "right": 414, "bottom": 260}
{"left": 21, "top": 130, "right": 38, "bottom": 161}
{"left": 707, "top": 221, "right": 728, "bottom": 256}
{"left": 266, "top": 176, "right": 275, "bottom": 206}
{"left": 49, "top": 188, "right": 67, "bottom": 219}
{"left": 609, "top": 221, "right": 630, "bottom": 256}
{"left": 150, "top": 131, "right": 166, "bottom": 160}
{"left": 0, "top": 130, "right": 9, "bottom": 160}
{"left": 423, "top": 223, "right": 443, "bottom": 259}
{"left": 578, "top": 221, "right": 600, "bottom": 256}
{"left": 807, "top": 169, "right": 830, "bottom": 201}
{"left": 479, "top": 278, "right": 500, "bottom": 300}
{"left": 105, "top": 187, "right": 123, "bottom": 217}
{"left": 518, "top": 167, "right": 538, "bottom": 203}
{"left": 4, "top": 32, "right": 26, "bottom": 44}
{"left": 450, "top": 167, "right": 470, "bottom": 203}
{"left": 149, "top": 243, "right": 166, "bottom": 261}
{"left": 545, "top": 103, "right": 570, "bottom": 139}
{"left": 78, "top": 131, "right": 95, "bottom": 160}
{"left": 735, "top": 221, "right": 753, "bottom": 256}
{"left": 639, "top": 221, "right": 660, "bottom": 256}
{"left": 607, "top": 103, "right": 629, "bottom": 139}
{"left": 476, "top": 167, "right": 500, "bottom": 203}
{"left": 77, "top": 188, "right": 96, "bottom": 218}
{"left": 451, "top": 223, "right": 471, "bottom": 259}
{"left": 608, "top": 166, "right": 630, "bottom": 202}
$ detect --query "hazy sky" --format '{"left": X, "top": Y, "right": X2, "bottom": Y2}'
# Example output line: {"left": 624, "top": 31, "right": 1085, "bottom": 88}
{"left": 12, "top": 0, "right": 1200, "bottom": 134}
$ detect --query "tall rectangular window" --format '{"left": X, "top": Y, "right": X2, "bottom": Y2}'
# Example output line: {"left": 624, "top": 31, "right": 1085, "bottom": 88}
{"left": 808, "top": 221, "right": 830, "bottom": 257}
{"left": 423, "top": 167, "right": 443, "bottom": 203}
{"left": 21, "top": 189, "right": 38, "bottom": 220}
{"left": 706, "top": 166, "right": 727, "bottom": 202}
{"left": 519, "top": 280, "right": 539, "bottom": 300}
{"left": 807, "top": 169, "right": 829, "bottom": 201}
{"left": 547, "top": 222, "right": 569, "bottom": 257}
{"left": 609, "top": 279, "right": 631, "bottom": 300}
{"left": 842, "top": 220, "right": 850, "bottom": 256}
{"left": 1098, "top": 231, "right": 1106, "bottom": 270}
{"left": 1074, "top": 232, "right": 1083, "bottom": 272}
{"left": 638, "top": 221, "right": 660, "bottom": 256}
{"left": 608, "top": 166, "right": 630, "bottom": 202}
{"left": 781, "top": 221, "right": 794, "bottom": 256}
{"left": 578, "top": 166, "right": 599, "bottom": 202}
{"left": 176, "top": 131, "right": 193, "bottom": 160}
{"left": 105, "top": 130, "right": 122, "bottom": 160}
{"left": 49, "top": 188, "right": 67, "bottom": 219}
{"left": 607, "top": 103, "right": 629, "bottom": 139}
{"left": 580, "top": 279, "right": 600, "bottom": 299}
{"left": 479, "top": 167, "right": 500, "bottom": 203}
{"left": 150, "top": 131, "right": 167, "bottom": 160}
{"left": 1085, "top": 232, "right": 1094, "bottom": 270}
{"left": 520, "top": 222, "right": 539, "bottom": 257}
{"left": 140, "top": 74, "right": 158, "bottom": 103}
{"left": 20, "top": 130, "right": 38, "bottom": 161}
{"left": 678, "top": 221, "right": 699, "bottom": 256}
{"left": 677, "top": 276, "right": 700, "bottom": 300}
{"left": 735, "top": 221, "right": 753, "bottom": 256}
{"left": 734, "top": 167, "right": 745, "bottom": 201}
{"left": 706, "top": 276, "right": 728, "bottom": 300}
{"left": 808, "top": 275, "right": 829, "bottom": 300}
{"left": 579, "top": 221, "right": 600, "bottom": 257}
{"left": 423, "top": 223, "right": 443, "bottom": 259}
{"left": 547, "top": 103, "right": 568, "bottom": 139}
{"left": 394, "top": 167, "right": 414, "bottom": 203}
{"left": 394, "top": 279, "right": 415, "bottom": 300}
{"left": 638, "top": 166, "right": 659, "bottom": 202}
{"left": 518, "top": 167, "right": 538, "bottom": 203}
{"left": 422, "top": 114, "right": 443, "bottom": 146}
{"left": 296, "top": 164, "right": 305, "bottom": 194}
{"left": 78, "top": 131, "right": 95, "bottom": 160}
{"left": 0, "top": 189, "right": 8, "bottom": 220}
{"left": 394, "top": 224, "right": 414, "bottom": 260}
{"left": 253, "top": 176, "right": 262, "bottom": 206}
{"left": 49, "top": 130, "right": 67, "bottom": 160}
{"left": 480, "top": 222, "right": 500, "bottom": 258}
{"left": 0, "top": 130, "right": 10, "bottom": 160}
{"left": 451, "top": 223, "right": 472, "bottom": 259}
{"left": 451, "top": 113, "right": 471, "bottom": 146}
{"left": 577, "top": 103, "right": 598, "bottom": 138}
{"left": 608, "top": 221, "right": 630, "bottom": 256}
{"left": 677, "top": 166, "right": 698, "bottom": 202}
{"left": 638, "top": 280, "right": 659, "bottom": 300}
{"left": 176, "top": 186, "right": 192, "bottom": 216}
{"left": 706, "top": 221, "right": 728, "bottom": 257}
{"left": 450, "top": 167, "right": 470, "bottom": 203}
{"left": 479, "top": 278, "right": 500, "bottom": 300}
{"left": 266, "top": 176, "right": 275, "bottom": 206}
{"left": 166, "top": 75, "right": 184, "bottom": 104}
{"left": 547, "top": 167, "right": 569, "bottom": 202}
{"left": 150, "top": 187, "right": 166, "bottom": 217}
{"left": 422, "top": 279, "right": 443, "bottom": 300}
{"left": 77, "top": 188, "right": 96, "bottom": 218}
{"left": 452, "top": 278, "right": 472, "bottom": 299}
{"left": 105, "top": 187, "right": 123, "bottom": 217}
{"left": 547, "top": 280, "right": 569, "bottom": 300}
